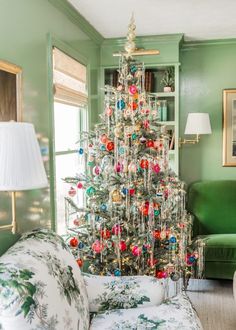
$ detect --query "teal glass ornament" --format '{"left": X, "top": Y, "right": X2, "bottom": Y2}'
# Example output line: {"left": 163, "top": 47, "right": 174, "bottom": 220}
{"left": 132, "top": 133, "right": 137, "bottom": 140}
{"left": 86, "top": 186, "right": 96, "bottom": 196}
{"left": 114, "top": 269, "right": 121, "bottom": 276}
{"left": 100, "top": 144, "right": 106, "bottom": 151}
{"left": 130, "top": 65, "right": 137, "bottom": 73}
{"left": 78, "top": 147, "right": 84, "bottom": 155}
{"left": 154, "top": 209, "right": 160, "bottom": 216}
{"left": 118, "top": 146, "right": 125, "bottom": 155}
{"left": 117, "top": 99, "right": 125, "bottom": 110}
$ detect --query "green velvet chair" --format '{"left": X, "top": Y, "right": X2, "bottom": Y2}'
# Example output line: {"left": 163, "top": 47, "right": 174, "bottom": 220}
{"left": 187, "top": 180, "right": 236, "bottom": 280}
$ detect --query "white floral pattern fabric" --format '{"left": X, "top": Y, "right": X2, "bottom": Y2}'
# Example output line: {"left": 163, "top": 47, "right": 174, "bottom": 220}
{"left": 83, "top": 274, "right": 164, "bottom": 312}
{"left": 90, "top": 292, "right": 203, "bottom": 330}
{"left": 0, "top": 229, "right": 89, "bottom": 330}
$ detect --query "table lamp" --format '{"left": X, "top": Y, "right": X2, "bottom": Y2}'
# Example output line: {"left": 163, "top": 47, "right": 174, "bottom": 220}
{"left": 0, "top": 122, "right": 48, "bottom": 234}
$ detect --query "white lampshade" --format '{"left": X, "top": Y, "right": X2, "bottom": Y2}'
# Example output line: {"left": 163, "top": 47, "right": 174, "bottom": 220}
{"left": 0, "top": 122, "right": 48, "bottom": 191}
{"left": 184, "top": 113, "right": 212, "bottom": 135}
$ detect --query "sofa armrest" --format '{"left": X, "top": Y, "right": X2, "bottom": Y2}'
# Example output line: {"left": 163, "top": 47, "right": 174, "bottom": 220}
{"left": 82, "top": 273, "right": 164, "bottom": 313}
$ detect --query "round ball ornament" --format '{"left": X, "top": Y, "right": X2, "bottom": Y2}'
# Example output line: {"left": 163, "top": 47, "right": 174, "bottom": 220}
{"left": 130, "top": 65, "right": 137, "bottom": 73}
{"left": 93, "top": 165, "right": 101, "bottom": 176}
{"left": 86, "top": 186, "right": 96, "bottom": 197}
{"left": 154, "top": 209, "right": 160, "bottom": 216}
{"left": 78, "top": 242, "right": 84, "bottom": 249}
{"left": 130, "top": 101, "right": 138, "bottom": 110}
{"left": 118, "top": 146, "right": 125, "bottom": 155}
{"left": 106, "top": 141, "right": 114, "bottom": 152}
{"left": 100, "top": 134, "right": 108, "bottom": 144}
{"left": 129, "top": 188, "right": 135, "bottom": 196}
{"left": 156, "top": 270, "right": 168, "bottom": 279}
{"left": 68, "top": 187, "right": 76, "bottom": 197}
{"left": 114, "top": 162, "right": 123, "bottom": 173}
{"left": 152, "top": 164, "right": 161, "bottom": 174}
{"left": 100, "top": 228, "right": 111, "bottom": 239}
{"left": 69, "top": 237, "right": 78, "bottom": 248}
{"left": 140, "top": 159, "right": 149, "bottom": 169}
{"left": 77, "top": 182, "right": 83, "bottom": 189}
{"left": 153, "top": 230, "right": 161, "bottom": 240}
{"left": 128, "top": 162, "right": 137, "bottom": 173}
{"left": 114, "top": 269, "right": 121, "bottom": 276}
{"left": 169, "top": 236, "right": 177, "bottom": 243}
{"left": 140, "top": 136, "right": 147, "bottom": 144}
{"left": 73, "top": 218, "right": 80, "bottom": 226}
{"left": 140, "top": 204, "right": 149, "bottom": 216}
{"left": 92, "top": 240, "right": 104, "bottom": 254}
{"left": 170, "top": 271, "right": 180, "bottom": 281}
{"left": 117, "top": 99, "right": 125, "bottom": 110}
{"left": 99, "top": 144, "right": 106, "bottom": 152}
{"left": 78, "top": 147, "right": 84, "bottom": 155}
{"left": 114, "top": 126, "right": 122, "bottom": 138}
{"left": 112, "top": 224, "right": 122, "bottom": 235}
{"left": 129, "top": 84, "right": 137, "bottom": 95}
{"left": 132, "top": 245, "right": 142, "bottom": 257}
{"left": 146, "top": 140, "right": 155, "bottom": 148}
{"left": 119, "top": 240, "right": 127, "bottom": 251}
{"left": 106, "top": 107, "right": 113, "bottom": 116}
{"left": 122, "top": 187, "right": 129, "bottom": 196}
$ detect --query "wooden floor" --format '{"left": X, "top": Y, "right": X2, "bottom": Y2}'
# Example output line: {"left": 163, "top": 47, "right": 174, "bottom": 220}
{"left": 187, "top": 279, "right": 236, "bottom": 330}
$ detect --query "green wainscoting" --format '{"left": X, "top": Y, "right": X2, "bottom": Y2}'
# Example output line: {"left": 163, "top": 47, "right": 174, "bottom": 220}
{"left": 0, "top": 0, "right": 101, "bottom": 255}
{"left": 180, "top": 40, "right": 236, "bottom": 184}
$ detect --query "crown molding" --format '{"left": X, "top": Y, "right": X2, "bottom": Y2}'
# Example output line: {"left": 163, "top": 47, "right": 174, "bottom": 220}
{"left": 182, "top": 37, "right": 236, "bottom": 49}
{"left": 48, "top": 0, "right": 104, "bottom": 45}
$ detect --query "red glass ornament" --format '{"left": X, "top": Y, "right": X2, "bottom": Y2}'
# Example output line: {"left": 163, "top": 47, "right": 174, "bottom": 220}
{"left": 69, "top": 237, "right": 78, "bottom": 248}
{"left": 100, "top": 228, "right": 111, "bottom": 239}
{"left": 130, "top": 101, "right": 138, "bottom": 110}
{"left": 68, "top": 187, "right": 76, "bottom": 197}
{"left": 129, "top": 188, "right": 135, "bottom": 196}
{"left": 140, "top": 204, "right": 149, "bottom": 216}
{"left": 112, "top": 224, "right": 122, "bottom": 235}
{"left": 106, "top": 141, "right": 114, "bottom": 152}
{"left": 119, "top": 240, "right": 127, "bottom": 251}
{"left": 77, "top": 182, "right": 83, "bottom": 189}
{"left": 153, "top": 230, "right": 161, "bottom": 240}
{"left": 140, "top": 159, "right": 149, "bottom": 169}
{"left": 76, "top": 258, "right": 83, "bottom": 267}
{"left": 156, "top": 270, "right": 168, "bottom": 279}
{"left": 146, "top": 140, "right": 154, "bottom": 148}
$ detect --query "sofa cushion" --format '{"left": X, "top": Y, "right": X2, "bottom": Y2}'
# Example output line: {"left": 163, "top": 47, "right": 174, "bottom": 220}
{"left": 197, "top": 234, "right": 236, "bottom": 262}
{"left": 90, "top": 292, "right": 203, "bottom": 330}
{"left": 0, "top": 228, "right": 89, "bottom": 330}
{"left": 83, "top": 274, "right": 164, "bottom": 312}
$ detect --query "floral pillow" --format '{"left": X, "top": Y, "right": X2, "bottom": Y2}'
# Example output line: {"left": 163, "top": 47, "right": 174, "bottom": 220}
{"left": 83, "top": 273, "right": 164, "bottom": 312}
{"left": 90, "top": 292, "right": 203, "bottom": 330}
{"left": 0, "top": 228, "right": 89, "bottom": 330}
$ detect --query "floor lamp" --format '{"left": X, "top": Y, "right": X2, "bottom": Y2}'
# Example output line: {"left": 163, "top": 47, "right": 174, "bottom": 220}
{"left": 0, "top": 122, "right": 48, "bottom": 234}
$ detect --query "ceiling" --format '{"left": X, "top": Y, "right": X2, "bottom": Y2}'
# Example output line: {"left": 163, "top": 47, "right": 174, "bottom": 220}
{"left": 68, "top": 0, "right": 236, "bottom": 41}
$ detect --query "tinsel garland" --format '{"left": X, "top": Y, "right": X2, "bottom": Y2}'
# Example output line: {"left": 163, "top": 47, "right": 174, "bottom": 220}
{"left": 64, "top": 56, "right": 199, "bottom": 284}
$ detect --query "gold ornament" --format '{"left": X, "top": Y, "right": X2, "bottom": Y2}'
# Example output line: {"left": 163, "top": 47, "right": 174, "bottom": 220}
{"left": 134, "top": 122, "right": 142, "bottom": 132}
{"left": 111, "top": 189, "right": 122, "bottom": 203}
{"left": 114, "top": 125, "right": 122, "bottom": 138}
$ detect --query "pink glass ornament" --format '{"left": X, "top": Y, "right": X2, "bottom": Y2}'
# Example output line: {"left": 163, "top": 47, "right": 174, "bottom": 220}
{"left": 143, "top": 120, "right": 150, "bottom": 129}
{"left": 93, "top": 165, "right": 101, "bottom": 176}
{"left": 77, "top": 182, "right": 83, "bottom": 189}
{"left": 114, "top": 162, "right": 123, "bottom": 173}
{"left": 112, "top": 224, "right": 122, "bottom": 235}
{"left": 129, "top": 84, "right": 137, "bottom": 95}
{"left": 106, "top": 107, "right": 113, "bottom": 116}
{"left": 68, "top": 187, "right": 76, "bottom": 197}
{"left": 132, "top": 246, "right": 142, "bottom": 256}
{"left": 128, "top": 162, "right": 137, "bottom": 173}
{"left": 92, "top": 240, "right": 104, "bottom": 254}
{"left": 100, "top": 134, "right": 108, "bottom": 144}
{"left": 152, "top": 163, "right": 161, "bottom": 174}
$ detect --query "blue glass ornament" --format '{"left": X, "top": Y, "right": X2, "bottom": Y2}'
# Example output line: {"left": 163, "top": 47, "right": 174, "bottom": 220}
{"left": 114, "top": 269, "right": 121, "bottom": 276}
{"left": 122, "top": 188, "right": 128, "bottom": 195}
{"left": 100, "top": 144, "right": 106, "bottom": 151}
{"left": 130, "top": 65, "right": 137, "bottom": 73}
{"left": 85, "top": 213, "right": 90, "bottom": 221}
{"left": 117, "top": 99, "right": 125, "bottom": 110}
{"left": 78, "top": 242, "right": 84, "bottom": 249}
{"left": 169, "top": 236, "right": 177, "bottom": 243}
{"left": 100, "top": 203, "right": 107, "bottom": 212}
{"left": 95, "top": 215, "right": 100, "bottom": 221}
{"left": 78, "top": 148, "right": 84, "bottom": 155}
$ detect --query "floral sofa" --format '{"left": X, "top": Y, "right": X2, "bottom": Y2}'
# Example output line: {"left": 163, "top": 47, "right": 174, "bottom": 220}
{"left": 0, "top": 229, "right": 203, "bottom": 330}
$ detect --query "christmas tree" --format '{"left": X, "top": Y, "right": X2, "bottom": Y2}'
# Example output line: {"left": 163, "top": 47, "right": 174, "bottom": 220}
{"left": 64, "top": 17, "right": 196, "bottom": 282}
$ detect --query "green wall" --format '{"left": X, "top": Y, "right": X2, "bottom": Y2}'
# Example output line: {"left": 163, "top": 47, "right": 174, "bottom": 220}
{"left": 180, "top": 40, "right": 236, "bottom": 184}
{"left": 0, "top": 0, "right": 101, "bottom": 255}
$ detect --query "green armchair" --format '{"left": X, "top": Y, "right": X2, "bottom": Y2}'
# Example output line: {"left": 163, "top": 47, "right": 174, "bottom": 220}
{"left": 187, "top": 180, "right": 236, "bottom": 280}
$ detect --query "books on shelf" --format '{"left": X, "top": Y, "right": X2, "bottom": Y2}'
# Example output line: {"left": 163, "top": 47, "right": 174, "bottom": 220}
{"left": 144, "top": 70, "right": 154, "bottom": 92}
{"left": 167, "top": 129, "right": 175, "bottom": 150}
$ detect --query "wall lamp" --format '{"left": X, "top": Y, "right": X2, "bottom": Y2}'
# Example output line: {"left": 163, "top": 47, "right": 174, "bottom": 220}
{"left": 179, "top": 113, "right": 212, "bottom": 147}
{"left": 0, "top": 122, "right": 48, "bottom": 234}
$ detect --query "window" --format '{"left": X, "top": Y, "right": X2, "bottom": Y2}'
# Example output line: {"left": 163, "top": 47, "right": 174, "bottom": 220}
{"left": 53, "top": 48, "right": 88, "bottom": 234}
